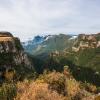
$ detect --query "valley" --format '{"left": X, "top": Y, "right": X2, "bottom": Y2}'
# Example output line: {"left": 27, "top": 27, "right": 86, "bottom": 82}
{"left": 0, "top": 32, "right": 100, "bottom": 100}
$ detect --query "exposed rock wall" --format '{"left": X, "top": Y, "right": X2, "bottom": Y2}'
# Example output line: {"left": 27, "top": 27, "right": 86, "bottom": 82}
{"left": 0, "top": 32, "right": 33, "bottom": 71}
{"left": 72, "top": 33, "right": 100, "bottom": 52}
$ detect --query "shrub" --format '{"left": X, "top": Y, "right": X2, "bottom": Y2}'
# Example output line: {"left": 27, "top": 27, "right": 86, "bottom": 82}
{"left": 95, "top": 95, "right": 100, "bottom": 100}
{"left": 82, "top": 82, "right": 97, "bottom": 93}
{"left": 44, "top": 71, "right": 66, "bottom": 95}
{"left": 0, "top": 83, "right": 17, "bottom": 100}
{"left": 65, "top": 78, "right": 80, "bottom": 97}
{"left": 4, "top": 69, "right": 16, "bottom": 81}
{"left": 74, "top": 89, "right": 92, "bottom": 100}
{"left": 15, "top": 81, "right": 65, "bottom": 100}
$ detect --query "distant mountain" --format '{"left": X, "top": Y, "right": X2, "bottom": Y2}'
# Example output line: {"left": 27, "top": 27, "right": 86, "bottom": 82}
{"left": 70, "top": 33, "right": 100, "bottom": 71}
{"left": 48, "top": 33, "right": 100, "bottom": 72}
{"left": 22, "top": 35, "right": 44, "bottom": 46}
{"left": 40, "top": 33, "right": 100, "bottom": 86}
{"left": 22, "top": 33, "right": 100, "bottom": 74}
{"left": 22, "top": 34, "right": 77, "bottom": 56}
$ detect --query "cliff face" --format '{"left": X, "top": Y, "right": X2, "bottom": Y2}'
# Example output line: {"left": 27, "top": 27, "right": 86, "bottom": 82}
{"left": 72, "top": 33, "right": 100, "bottom": 52}
{"left": 0, "top": 32, "right": 34, "bottom": 80}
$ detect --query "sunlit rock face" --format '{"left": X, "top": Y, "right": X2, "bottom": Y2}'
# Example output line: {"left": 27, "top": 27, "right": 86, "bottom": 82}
{"left": 0, "top": 32, "right": 33, "bottom": 72}
{"left": 72, "top": 33, "right": 100, "bottom": 52}
{"left": 0, "top": 32, "right": 22, "bottom": 53}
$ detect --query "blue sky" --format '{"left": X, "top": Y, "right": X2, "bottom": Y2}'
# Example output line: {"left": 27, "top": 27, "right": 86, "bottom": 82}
{"left": 0, "top": 0, "right": 100, "bottom": 41}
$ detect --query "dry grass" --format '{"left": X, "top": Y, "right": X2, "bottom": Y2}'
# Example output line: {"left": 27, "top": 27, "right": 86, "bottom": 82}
{"left": 84, "top": 83, "right": 97, "bottom": 93}
{"left": 14, "top": 71, "right": 98, "bottom": 100}
{"left": 95, "top": 94, "right": 100, "bottom": 100}
{"left": 38, "top": 71, "right": 66, "bottom": 95}
{"left": 65, "top": 78, "right": 80, "bottom": 97}
{"left": 4, "top": 69, "right": 16, "bottom": 81}
{"left": 15, "top": 79, "right": 65, "bottom": 100}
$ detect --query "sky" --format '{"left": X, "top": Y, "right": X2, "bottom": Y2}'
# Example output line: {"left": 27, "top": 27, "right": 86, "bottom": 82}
{"left": 0, "top": 0, "right": 100, "bottom": 41}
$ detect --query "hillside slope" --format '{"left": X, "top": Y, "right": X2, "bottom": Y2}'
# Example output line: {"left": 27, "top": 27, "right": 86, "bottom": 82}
{"left": 29, "top": 33, "right": 100, "bottom": 86}
{"left": 23, "top": 34, "right": 76, "bottom": 56}
{"left": 0, "top": 32, "right": 34, "bottom": 82}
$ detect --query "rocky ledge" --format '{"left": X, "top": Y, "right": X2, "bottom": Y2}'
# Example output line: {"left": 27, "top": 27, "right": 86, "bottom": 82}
{"left": 0, "top": 32, "right": 34, "bottom": 81}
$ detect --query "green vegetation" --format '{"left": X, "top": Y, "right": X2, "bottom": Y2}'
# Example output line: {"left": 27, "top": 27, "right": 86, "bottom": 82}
{"left": 30, "top": 47, "right": 100, "bottom": 86}
{"left": 25, "top": 34, "right": 74, "bottom": 56}
{"left": 0, "top": 83, "right": 17, "bottom": 100}
{"left": 0, "top": 33, "right": 100, "bottom": 100}
{"left": 72, "top": 48, "right": 100, "bottom": 71}
{"left": 15, "top": 70, "right": 99, "bottom": 100}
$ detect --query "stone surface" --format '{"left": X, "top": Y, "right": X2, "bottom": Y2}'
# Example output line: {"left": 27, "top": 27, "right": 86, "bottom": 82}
{"left": 0, "top": 32, "right": 33, "bottom": 74}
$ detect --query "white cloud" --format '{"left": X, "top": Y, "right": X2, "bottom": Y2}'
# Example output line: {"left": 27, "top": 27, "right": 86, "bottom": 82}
{"left": 0, "top": 0, "right": 100, "bottom": 41}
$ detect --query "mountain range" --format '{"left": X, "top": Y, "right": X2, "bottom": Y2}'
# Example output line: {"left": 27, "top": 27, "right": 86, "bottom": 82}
{"left": 0, "top": 32, "right": 100, "bottom": 100}
{"left": 22, "top": 33, "right": 100, "bottom": 80}
{"left": 22, "top": 34, "right": 77, "bottom": 56}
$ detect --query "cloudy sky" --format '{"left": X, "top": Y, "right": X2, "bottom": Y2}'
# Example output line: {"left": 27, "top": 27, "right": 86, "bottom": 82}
{"left": 0, "top": 0, "right": 100, "bottom": 41}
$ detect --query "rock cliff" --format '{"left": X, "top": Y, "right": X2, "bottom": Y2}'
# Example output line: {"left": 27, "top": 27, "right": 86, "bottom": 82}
{"left": 0, "top": 32, "right": 34, "bottom": 80}
{"left": 72, "top": 33, "right": 100, "bottom": 52}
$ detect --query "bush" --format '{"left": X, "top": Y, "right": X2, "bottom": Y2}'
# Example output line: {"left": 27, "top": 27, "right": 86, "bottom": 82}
{"left": 82, "top": 82, "right": 97, "bottom": 93}
{"left": 65, "top": 78, "right": 80, "bottom": 97}
{"left": 4, "top": 69, "right": 16, "bottom": 81}
{"left": 44, "top": 71, "right": 66, "bottom": 95}
{"left": 14, "top": 71, "right": 98, "bottom": 100}
{"left": 15, "top": 81, "right": 65, "bottom": 100}
{"left": 0, "top": 83, "right": 17, "bottom": 100}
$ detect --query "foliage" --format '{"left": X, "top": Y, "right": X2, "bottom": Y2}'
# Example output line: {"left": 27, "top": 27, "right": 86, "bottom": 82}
{"left": 65, "top": 78, "right": 80, "bottom": 97}
{"left": 15, "top": 80, "right": 65, "bottom": 100}
{"left": 0, "top": 83, "right": 17, "bottom": 100}
{"left": 44, "top": 71, "right": 66, "bottom": 94}
{"left": 82, "top": 82, "right": 97, "bottom": 93}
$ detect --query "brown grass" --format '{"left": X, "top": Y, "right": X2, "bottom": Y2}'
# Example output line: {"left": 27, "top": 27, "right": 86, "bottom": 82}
{"left": 14, "top": 71, "right": 98, "bottom": 100}
{"left": 65, "top": 78, "right": 80, "bottom": 97}
{"left": 15, "top": 80, "right": 65, "bottom": 100}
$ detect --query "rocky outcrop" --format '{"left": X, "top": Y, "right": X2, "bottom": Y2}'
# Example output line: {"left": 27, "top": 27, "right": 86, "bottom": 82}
{"left": 0, "top": 32, "right": 34, "bottom": 78}
{"left": 72, "top": 33, "right": 100, "bottom": 52}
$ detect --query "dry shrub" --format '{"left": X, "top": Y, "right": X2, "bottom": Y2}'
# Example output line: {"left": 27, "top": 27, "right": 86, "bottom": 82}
{"left": 15, "top": 71, "right": 98, "bottom": 100}
{"left": 94, "top": 94, "right": 100, "bottom": 100}
{"left": 15, "top": 81, "right": 65, "bottom": 100}
{"left": 37, "top": 71, "right": 81, "bottom": 98}
{"left": 4, "top": 69, "right": 16, "bottom": 81}
{"left": 74, "top": 89, "right": 93, "bottom": 100}
{"left": 65, "top": 78, "right": 80, "bottom": 97}
{"left": 82, "top": 94, "right": 100, "bottom": 100}
{"left": 44, "top": 71, "right": 66, "bottom": 95}
{"left": 84, "top": 83, "right": 97, "bottom": 93}
{"left": 82, "top": 96, "right": 95, "bottom": 100}
{"left": 0, "top": 83, "right": 16, "bottom": 100}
